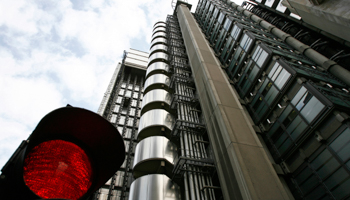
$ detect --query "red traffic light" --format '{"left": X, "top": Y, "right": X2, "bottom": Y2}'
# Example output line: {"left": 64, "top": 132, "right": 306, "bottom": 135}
{"left": 23, "top": 140, "right": 93, "bottom": 200}
{"left": 0, "top": 106, "right": 125, "bottom": 200}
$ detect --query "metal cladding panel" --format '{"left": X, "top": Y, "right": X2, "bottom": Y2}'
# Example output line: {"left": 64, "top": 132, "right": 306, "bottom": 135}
{"left": 150, "top": 44, "right": 168, "bottom": 55}
{"left": 148, "top": 52, "right": 168, "bottom": 65}
{"left": 146, "top": 62, "right": 169, "bottom": 78}
{"left": 152, "top": 32, "right": 167, "bottom": 41}
{"left": 143, "top": 74, "right": 170, "bottom": 94}
{"left": 137, "top": 109, "right": 175, "bottom": 138}
{"left": 151, "top": 37, "right": 167, "bottom": 47}
{"left": 141, "top": 89, "right": 171, "bottom": 111}
{"left": 153, "top": 26, "right": 167, "bottom": 35}
{"left": 129, "top": 174, "right": 181, "bottom": 200}
{"left": 153, "top": 21, "right": 166, "bottom": 28}
{"left": 133, "top": 136, "right": 177, "bottom": 168}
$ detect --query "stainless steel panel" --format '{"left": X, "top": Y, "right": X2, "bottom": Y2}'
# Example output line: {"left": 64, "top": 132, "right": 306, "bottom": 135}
{"left": 141, "top": 89, "right": 171, "bottom": 114}
{"left": 150, "top": 37, "right": 167, "bottom": 47}
{"left": 146, "top": 62, "right": 169, "bottom": 78}
{"left": 153, "top": 27, "right": 166, "bottom": 35}
{"left": 153, "top": 21, "right": 166, "bottom": 28}
{"left": 150, "top": 44, "right": 168, "bottom": 55}
{"left": 148, "top": 52, "right": 168, "bottom": 65}
{"left": 152, "top": 32, "right": 167, "bottom": 41}
{"left": 133, "top": 136, "right": 178, "bottom": 178}
{"left": 143, "top": 74, "right": 170, "bottom": 94}
{"left": 129, "top": 174, "right": 181, "bottom": 200}
{"left": 137, "top": 109, "right": 175, "bottom": 140}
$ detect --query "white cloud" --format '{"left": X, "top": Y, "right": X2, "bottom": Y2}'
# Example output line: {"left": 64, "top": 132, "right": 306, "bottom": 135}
{"left": 0, "top": 0, "right": 193, "bottom": 168}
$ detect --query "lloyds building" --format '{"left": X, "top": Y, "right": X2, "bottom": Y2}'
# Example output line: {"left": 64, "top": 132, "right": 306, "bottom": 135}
{"left": 96, "top": 0, "right": 350, "bottom": 200}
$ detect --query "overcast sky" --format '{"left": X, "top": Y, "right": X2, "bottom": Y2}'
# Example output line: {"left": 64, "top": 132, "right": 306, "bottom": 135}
{"left": 0, "top": 0, "right": 243, "bottom": 168}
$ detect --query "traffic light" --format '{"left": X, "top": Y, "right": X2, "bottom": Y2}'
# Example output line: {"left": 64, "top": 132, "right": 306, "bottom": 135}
{"left": 0, "top": 106, "right": 125, "bottom": 200}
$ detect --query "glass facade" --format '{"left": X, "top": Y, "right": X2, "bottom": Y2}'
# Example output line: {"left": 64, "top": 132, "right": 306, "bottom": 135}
{"left": 195, "top": 0, "right": 350, "bottom": 199}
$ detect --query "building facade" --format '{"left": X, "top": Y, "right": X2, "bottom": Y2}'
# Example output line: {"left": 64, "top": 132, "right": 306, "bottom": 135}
{"left": 96, "top": 1, "right": 350, "bottom": 200}
{"left": 95, "top": 49, "right": 148, "bottom": 200}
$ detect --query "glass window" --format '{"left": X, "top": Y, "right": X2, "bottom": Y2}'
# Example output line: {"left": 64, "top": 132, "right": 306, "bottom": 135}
{"left": 110, "top": 114, "right": 117, "bottom": 123}
{"left": 117, "top": 126, "right": 123, "bottom": 134}
{"left": 300, "top": 96, "right": 325, "bottom": 123}
{"left": 119, "top": 89, "right": 125, "bottom": 95}
{"left": 330, "top": 128, "right": 350, "bottom": 162}
{"left": 218, "top": 12, "right": 225, "bottom": 24}
{"left": 128, "top": 85, "right": 133, "bottom": 90}
{"left": 125, "top": 90, "right": 132, "bottom": 98}
{"left": 133, "top": 92, "right": 139, "bottom": 99}
{"left": 252, "top": 46, "right": 268, "bottom": 67}
{"left": 291, "top": 86, "right": 307, "bottom": 106}
{"left": 239, "top": 34, "right": 253, "bottom": 50}
{"left": 223, "top": 18, "right": 232, "bottom": 30}
{"left": 274, "top": 69, "right": 290, "bottom": 90}
{"left": 116, "top": 96, "right": 122, "bottom": 104}
{"left": 129, "top": 108, "right": 136, "bottom": 116}
{"left": 119, "top": 116, "right": 125, "bottom": 124}
{"left": 121, "top": 83, "right": 126, "bottom": 88}
{"left": 113, "top": 105, "right": 120, "bottom": 113}
{"left": 135, "top": 85, "right": 140, "bottom": 91}
{"left": 230, "top": 25, "right": 241, "bottom": 39}
{"left": 128, "top": 118, "right": 134, "bottom": 126}
{"left": 131, "top": 100, "right": 137, "bottom": 107}
{"left": 286, "top": 116, "right": 307, "bottom": 140}
{"left": 125, "top": 128, "right": 132, "bottom": 139}
{"left": 265, "top": 0, "right": 275, "bottom": 7}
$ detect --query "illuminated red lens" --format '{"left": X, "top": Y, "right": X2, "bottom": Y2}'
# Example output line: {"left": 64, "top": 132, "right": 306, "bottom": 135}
{"left": 23, "top": 140, "right": 93, "bottom": 200}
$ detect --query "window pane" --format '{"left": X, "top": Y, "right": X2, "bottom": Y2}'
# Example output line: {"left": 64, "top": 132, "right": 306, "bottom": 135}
{"left": 287, "top": 116, "right": 307, "bottom": 140}
{"left": 119, "top": 116, "right": 125, "bottom": 124}
{"left": 312, "top": 149, "right": 332, "bottom": 170}
{"left": 331, "top": 176, "right": 350, "bottom": 199}
{"left": 330, "top": 128, "right": 350, "bottom": 153}
{"left": 304, "top": 185, "right": 326, "bottom": 200}
{"left": 300, "top": 96, "right": 325, "bottom": 123}
{"left": 274, "top": 69, "right": 290, "bottom": 89}
{"left": 324, "top": 168, "right": 349, "bottom": 191}
{"left": 270, "top": 63, "right": 282, "bottom": 81}
{"left": 291, "top": 86, "right": 307, "bottom": 105}
{"left": 296, "top": 92, "right": 312, "bottom": 111}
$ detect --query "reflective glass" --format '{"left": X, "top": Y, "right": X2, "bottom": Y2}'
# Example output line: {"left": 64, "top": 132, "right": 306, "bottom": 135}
{"left": 274, "top": 69, "right": 290, "bottom": 89}
{"left": 287, "top": 116, "right": 307, "bottom": 140}
{"left": 300, "top": 96, "right": 325, "bottom": 123}
{"left": 291, "top": 86, "right": 307, "bottom": 105}
{"left": 230, "top": 25, "right": 241, "bottom": 39}
{"left": 330, "top": 128, "right": 350, "bottom": 162}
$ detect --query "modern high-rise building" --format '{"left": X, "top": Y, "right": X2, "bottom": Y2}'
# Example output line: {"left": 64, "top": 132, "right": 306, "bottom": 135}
{"left": 96, "top": 1, "right": 350, "bottom": 200}
{"left": 95, "top": 49, "right": 148, "bottom": 199}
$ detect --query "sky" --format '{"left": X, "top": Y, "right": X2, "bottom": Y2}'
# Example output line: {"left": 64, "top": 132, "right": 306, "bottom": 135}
{"left": 0, "top": 0, "right": 243, "bottom": 168}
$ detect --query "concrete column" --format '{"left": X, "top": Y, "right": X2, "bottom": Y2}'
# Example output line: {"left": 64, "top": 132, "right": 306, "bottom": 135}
{"left": 176, "top": 4, "right": 291, "bottom": 200}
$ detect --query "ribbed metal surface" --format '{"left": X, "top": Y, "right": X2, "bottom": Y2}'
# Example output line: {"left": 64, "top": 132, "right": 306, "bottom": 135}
{"left": 129, "top": 174, "right": 181, "bottom": 200}
{"left": 141, "top": 89, "right": 171, "bottom": 115}
{"left": 137, "top": 109, "right": 175, "bottom": 140}
{"left": 152, "top": 32, "right": 167, "bottom": 41}
{"left": 153, "top": 26, "right": 167, "bottom": 35}
{"left": 146, "top": 62, "right": 169, "bottom": 78}
{"left": 143, "top": 74, "right": 170, "bottom": 94}
{"left": 133, "top": 136, "right": 177, "bottom": 178}
{"left": 150, "top": 44, "right": 168, "bottom": 55}
{"left": 148, "top": 52, "right": 168, "bottom": 65}
{"left": 151, "top": 37, "right": 167, "bottom": 48}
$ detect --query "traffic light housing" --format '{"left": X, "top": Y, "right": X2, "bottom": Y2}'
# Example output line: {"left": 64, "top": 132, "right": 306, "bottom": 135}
{"left": 0, "top": 106, "right": 125, "bottom": 200}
